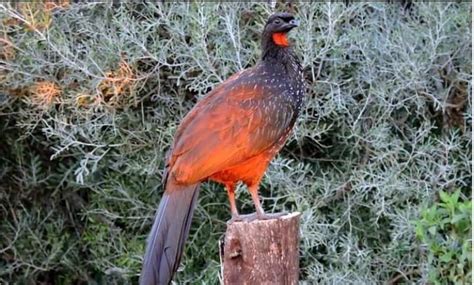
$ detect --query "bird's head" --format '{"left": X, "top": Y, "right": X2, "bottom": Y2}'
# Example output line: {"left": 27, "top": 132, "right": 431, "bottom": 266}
{"left": 262, "top": 12, "right": 299, "bottom": 48}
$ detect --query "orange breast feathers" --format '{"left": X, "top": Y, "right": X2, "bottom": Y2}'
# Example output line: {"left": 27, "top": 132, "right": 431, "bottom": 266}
{"left": 167, "top": 78, "right": 295, "bottom": 185}
{"left": 272, "top": 33, "right": 289, "bottom": 47}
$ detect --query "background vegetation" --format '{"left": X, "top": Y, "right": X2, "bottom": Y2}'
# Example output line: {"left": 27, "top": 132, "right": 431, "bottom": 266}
{"left": 0, "top": 2, "right": 471, "bottom": 284}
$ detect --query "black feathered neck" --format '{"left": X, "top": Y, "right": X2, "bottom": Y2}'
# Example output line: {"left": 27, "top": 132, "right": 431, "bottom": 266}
{"left": 260, "top": 31, "right": 300, "bottom": 76}
{"left": 261, "top": 31, "right": 291, "bottom": 61}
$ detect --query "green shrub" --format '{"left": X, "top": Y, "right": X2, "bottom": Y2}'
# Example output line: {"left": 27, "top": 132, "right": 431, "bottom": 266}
{"left": 415, "top": 190, "right": 472, "bottom": 284}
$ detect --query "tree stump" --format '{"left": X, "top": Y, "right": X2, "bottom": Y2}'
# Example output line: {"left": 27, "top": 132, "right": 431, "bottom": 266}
{"left": 220, "top": 212, "right": 301, "bottom": 285}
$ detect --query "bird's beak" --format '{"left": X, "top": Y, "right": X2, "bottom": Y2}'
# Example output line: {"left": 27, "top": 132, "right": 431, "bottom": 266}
{"left": 289, "top": 19, "right": 300, "bottom": 28}
{"left": 282, "top": 19, "right": 299, "bottom": 32}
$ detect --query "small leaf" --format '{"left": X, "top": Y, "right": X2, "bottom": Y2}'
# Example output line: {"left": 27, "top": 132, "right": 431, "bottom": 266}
{"left": 415, "top": 225, "right": 424, "bottom": 239}
{"left": 451, "top": 214, "right": 465, "bottom": 224}
{"left": 451, "top": 189, "right": 460, "bottom": 204}
{"left": 439, "top": 191, "right": 450, "bottom": 203}
{"left": 439, "top": 252, "right": 453, "bottom": 263}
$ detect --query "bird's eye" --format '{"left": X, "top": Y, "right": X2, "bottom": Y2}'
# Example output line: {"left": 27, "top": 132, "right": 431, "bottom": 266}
{"left": 274, "top": 19, "right": 281, "bottom": 25}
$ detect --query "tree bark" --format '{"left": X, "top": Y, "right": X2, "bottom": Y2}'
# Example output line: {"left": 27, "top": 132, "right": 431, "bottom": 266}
{"left": 220, "top": 212, "right": 301, "bottom": 285}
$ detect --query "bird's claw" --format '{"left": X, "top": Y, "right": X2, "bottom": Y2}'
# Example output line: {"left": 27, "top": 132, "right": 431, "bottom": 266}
{"left": 227, "top": 213, "right": 258, "bottom": 224}
{"left": 256, "top": 211, "right": 287, "bottom": 220}
{"left": 227, "top": 212, "right": 287, "bottom": 224}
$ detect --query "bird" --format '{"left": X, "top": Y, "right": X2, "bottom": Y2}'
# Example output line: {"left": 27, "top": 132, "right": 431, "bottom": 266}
{"left": 140, "top": 12, "right": 305, "bottom": 285}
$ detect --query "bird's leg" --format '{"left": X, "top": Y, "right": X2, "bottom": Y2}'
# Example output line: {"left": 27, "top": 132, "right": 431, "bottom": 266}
{"left": 248, "top": 184, "right": 265, "bottom": 218}
{"left": 248, "top": 184, "right": 286, "bottom": 220}
{"left": 226, "top": 184, "right": 241, "bottom": 223}
{"left": 225, "top": 185, "right": 262, "bottom": 223}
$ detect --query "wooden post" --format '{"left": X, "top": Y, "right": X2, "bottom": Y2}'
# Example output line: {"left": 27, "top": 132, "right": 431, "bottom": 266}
{"left": 220, "top": 212, "right": 301, "bottom": 285}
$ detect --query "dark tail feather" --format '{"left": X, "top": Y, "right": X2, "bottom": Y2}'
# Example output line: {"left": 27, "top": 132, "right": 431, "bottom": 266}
{"left": 140, "top": 180, "right": 201, "bottom": 285}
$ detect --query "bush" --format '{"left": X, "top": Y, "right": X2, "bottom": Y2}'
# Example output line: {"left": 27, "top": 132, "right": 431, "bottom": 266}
{"left": 0, "top": 2, "right": 471, "bottom": 284}
{"left": 415, "top": 190, "right": 471, "bottom": 284}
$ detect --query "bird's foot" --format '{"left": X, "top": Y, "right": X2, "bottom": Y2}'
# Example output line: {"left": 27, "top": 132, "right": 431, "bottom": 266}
{"left": 227, "top": 212, "right": 287, "bottom": 224}
{"left": 227, "top": 213, "right": 258, "bottom": 224}
{"left": 256, "top": 211, "right": 287, "bottom": 220}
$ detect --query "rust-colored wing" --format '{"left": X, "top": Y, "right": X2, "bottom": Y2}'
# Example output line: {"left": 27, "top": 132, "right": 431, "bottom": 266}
{"left": 168, "top": 68, "right": 296, "bottom": 185}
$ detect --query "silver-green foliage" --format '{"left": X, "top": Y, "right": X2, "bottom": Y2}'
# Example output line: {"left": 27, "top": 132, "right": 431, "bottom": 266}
{"left": 0, "top": 2, "right": 471, "bottom": 284}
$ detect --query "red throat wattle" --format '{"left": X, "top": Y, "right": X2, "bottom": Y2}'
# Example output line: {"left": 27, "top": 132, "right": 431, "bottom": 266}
{"left": 272, "top": 33, "right": 289, "bottom": 47}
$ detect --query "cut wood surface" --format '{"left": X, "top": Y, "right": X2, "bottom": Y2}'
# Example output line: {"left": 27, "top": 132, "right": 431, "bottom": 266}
{"left": 221, "top": 212, "right": 301, "bottom": 285}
